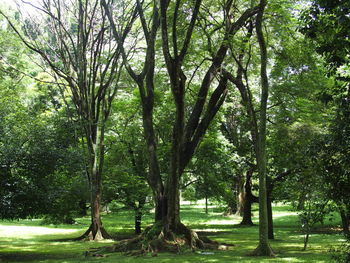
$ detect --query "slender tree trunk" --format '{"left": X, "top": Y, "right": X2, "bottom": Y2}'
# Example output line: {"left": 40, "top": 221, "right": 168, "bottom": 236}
{"left": 267, "top": 176, "right": 274, "bottom": 239}
{"left": 267, "top": 194, "right": 274, "bottom": 240}
{"left": 205, "top": 195, "right": 208, "bottom": 214}
{"left": 79, "top": 123, "right": 110, "bottom": 240}
{"left": 252, "top": 0, "right": 274, "bottom": 256}
{"left": 134, "top": 199, "right": 145, "bottom": 234}
{"left": 255, "top": 139, "right": 271, "bottom": 253}
{"left": 236, "top": 174, "right": 245, "bottom": 216}
{"left": 303, "top": 231, "right": 310, "bottom": 251}
{"left": 135, "top": 211, "right": 142, "bottom": 234}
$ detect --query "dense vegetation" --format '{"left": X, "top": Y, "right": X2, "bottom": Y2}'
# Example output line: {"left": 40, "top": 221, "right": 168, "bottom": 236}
{"left": 0, "top": 0, "right": 349, "bottom": 261}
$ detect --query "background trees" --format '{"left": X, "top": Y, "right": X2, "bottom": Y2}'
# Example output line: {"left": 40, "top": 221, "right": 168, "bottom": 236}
{"left": 1, "top": 0, "right": 137, "bottom": 240}
{"left": 300, "top": 0, "right": 350, "bottom": 237}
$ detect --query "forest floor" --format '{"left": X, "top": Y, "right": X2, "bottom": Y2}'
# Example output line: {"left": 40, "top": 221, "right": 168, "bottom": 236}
{"left": 0, "top": 203, "right": 345, "bottom": 262}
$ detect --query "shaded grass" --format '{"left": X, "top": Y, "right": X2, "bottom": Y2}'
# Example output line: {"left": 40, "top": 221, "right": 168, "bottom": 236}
{"left": 0, "top": 203, "right": 344, "bottom": 262}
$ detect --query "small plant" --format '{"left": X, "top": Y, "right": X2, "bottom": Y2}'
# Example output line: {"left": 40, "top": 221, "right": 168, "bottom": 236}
{"left": 297, "top": 195, "right": 332, "bottom": 250}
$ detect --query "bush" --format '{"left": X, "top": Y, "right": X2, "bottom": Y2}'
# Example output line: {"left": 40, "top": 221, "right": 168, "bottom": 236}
{"left": 330, "top": 236, "right": 350, "bottom": 263}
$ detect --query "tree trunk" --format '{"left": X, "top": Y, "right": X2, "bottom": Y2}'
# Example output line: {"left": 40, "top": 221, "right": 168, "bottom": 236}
{"left": 240, "top": 168, "right": 257, "bottom": 226}
{"left": 339, "top": 207, "right": 350, "bottom": 237}
{"left": 236, "top": 174, "right": 245, "bottom": 216}
{"left": 251, "top": 0, "right": 274, "bottom": 256}
{"left": 78, "top": 124, "right": 110, "bottom": 240}
{"left": 267, "top": 194, "right": 274, "bottom": 240}
{"left": 166, "top": 88, "right": 184, "bottom": 231}
{"left": 267, "top": 176, "right": 274, "bottom": 239}
{"left": 138, "top": 79, "right": 165, "bottom": 223}
{"left": 303, "top": 231, "right": 310, "bottom": 251}
{"left": 134, "top": 199, "right": 145, "bottom": 235}
{"left": 135, "top": 211, "right": 142, "bottom": 235}
{"left": 205, "top": 195, "right": 208, "bottom": 214}
{"left": 78, "top": 167, "right": 110, "bottom": 240}
{"left": 89, "top": 180, "right": 108, "bottom": 240}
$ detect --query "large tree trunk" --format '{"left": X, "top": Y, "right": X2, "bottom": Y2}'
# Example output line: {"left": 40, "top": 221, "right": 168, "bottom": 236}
{"left": 240, "top": 168, "right": 258, "bottom": 225}
{"left": 141, "top": 100, "right": 165, "bottom": 223}
{"left": 339, "top": 206, "right": 350, "bottom": 237}
{"left": 166, "top": 67, "right": 186, "bottom": 231}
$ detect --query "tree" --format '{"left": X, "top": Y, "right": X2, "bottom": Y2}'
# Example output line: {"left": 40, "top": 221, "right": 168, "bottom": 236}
{"left": 251, "top": 0, "right": 273, "bottom": 255}
{"left": 221, "top": 96, "right": 258, "bottom": 224}
{"left": 185, "top": 128, "right": 235, "bottom": 214}
{"left": 158, "top": 0, "right": 259, "bottom": 236}
{"left": 1, "top": 0, "right": 134, "bottom": 240}
{"left": 222, "top": 0, "right": 273, "bottom": 255}
{"left": 103, "top": 94, "right": 151, "bottom": 234}
{"left": 0, "top": 76, "right": 87, "bottom": 223}
{"left": 103, "top": 0, "right": 260, "bottom": 250}
{"left": 300, "top": 0, "right": 350, "bottom": 237}
{"left": 300, "top": 0, "right": 350, "bottom": 77}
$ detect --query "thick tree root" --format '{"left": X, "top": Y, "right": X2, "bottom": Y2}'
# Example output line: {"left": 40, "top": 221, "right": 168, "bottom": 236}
{"left": 90, "top": 222, "right": 232, "bottom": 256}
{"left": 249, "top": 243, "right": 275, "bottom": 257}
{"left": 75, "top": 224, "right": 112, "bottom": 241}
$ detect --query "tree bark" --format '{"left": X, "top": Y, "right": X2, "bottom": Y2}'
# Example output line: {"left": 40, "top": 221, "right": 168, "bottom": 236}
{"left": 79, "top": 122, "right": 110, "bottom": 240}
{"left": 236, "top": 174, "right": 245, "bottom": 216}
{"left": 158, "top": 0, "right": 259, "bottom": 232}
{"left": 267, "top": 176, "right": 274, "bottom": 239}
{"left": 339, "top": 207, "right": 350, "bottom": 237}
{"left": 267, "top": 193, "right": 274, "bottom": 240}
{"left": 240, "top": 168, "right": 258, "bottom": 225}
{"left": 205, "top": 195, "right": 208, "bottom": 214}
{"left": 134, "top": 199, "right": 145, "bottom": 235}
{"left": 252, "top": 0, "right": 274, "bottom": 256}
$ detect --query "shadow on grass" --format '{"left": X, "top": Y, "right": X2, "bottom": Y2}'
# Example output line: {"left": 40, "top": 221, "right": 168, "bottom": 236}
{"left": 0, "top": 252, "right": 79, "bottom": 262}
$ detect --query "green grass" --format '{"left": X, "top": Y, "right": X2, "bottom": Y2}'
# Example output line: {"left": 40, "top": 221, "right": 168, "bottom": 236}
{"left": 0, "top": 204, "right": 345, "bottom": 262}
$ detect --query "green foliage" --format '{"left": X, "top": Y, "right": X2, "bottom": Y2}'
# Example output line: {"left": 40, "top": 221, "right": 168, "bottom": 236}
{"left": 300, "top": 0, "right": 350, "bottom": 75}
{"left": 0, "top": 29, "right": 86, "bottom": 221}
{"left": 183, "top": 122, "right": 236, "bottom": 207}
{"left": 330, "top": 236, "right": 350, "bottom": 263}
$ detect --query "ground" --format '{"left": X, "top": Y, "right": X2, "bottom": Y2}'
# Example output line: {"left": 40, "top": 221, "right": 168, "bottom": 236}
{"left": 0, "top": 203, "right": 345, "bottom": 262}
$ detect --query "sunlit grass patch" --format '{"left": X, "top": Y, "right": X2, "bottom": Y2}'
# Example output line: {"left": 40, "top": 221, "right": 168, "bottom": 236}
{"left": 0, "top": 225, "right": 81, "bottom": 239}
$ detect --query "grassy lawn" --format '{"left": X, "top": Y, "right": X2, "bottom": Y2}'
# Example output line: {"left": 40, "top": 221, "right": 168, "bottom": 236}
{"left": 0, "top": 204, "right": 344, "bottom": 262}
